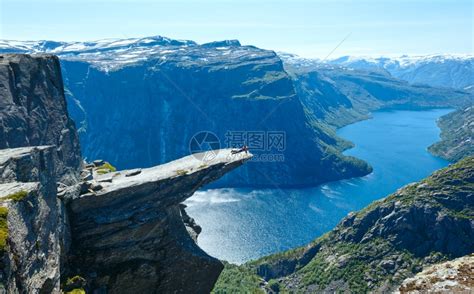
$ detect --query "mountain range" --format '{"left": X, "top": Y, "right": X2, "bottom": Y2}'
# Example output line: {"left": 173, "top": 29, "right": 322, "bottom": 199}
{"left": 282, "top": 53, "right": 474, "bottom": 90}
{"left": 3, "top": 38, "right": 472, "bottom": 90}
{"left": 0, "top": 36, "right": 472, "bottom": 188}
{"left": 281, "top": 55, "right": 472, "bottom": 129}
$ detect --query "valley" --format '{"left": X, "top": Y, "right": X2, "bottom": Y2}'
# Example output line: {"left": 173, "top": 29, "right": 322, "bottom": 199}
{"left": 186, "top": 108, "right": 452, "bottom": 264}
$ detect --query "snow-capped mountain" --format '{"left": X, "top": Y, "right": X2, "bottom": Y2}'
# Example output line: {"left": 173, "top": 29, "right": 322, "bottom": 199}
{"left": 327, "top": 54, "right": 474, "bottom": 90}
{"left": 2, "top": 36, "right": 471, "bottom": 90}
{"left": 0, "top": 36, "right": 246, "bottom": 71}
{"left": 0, "top": 36, "right": 197, "bottom": 54}
{"left": 279, "top": 53, "right": 474, "bottom": 90}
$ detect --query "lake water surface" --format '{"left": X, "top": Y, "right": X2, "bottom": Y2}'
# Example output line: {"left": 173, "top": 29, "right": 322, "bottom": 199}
{"left": 185, "top": 109, "right": 452, "bottom": 264}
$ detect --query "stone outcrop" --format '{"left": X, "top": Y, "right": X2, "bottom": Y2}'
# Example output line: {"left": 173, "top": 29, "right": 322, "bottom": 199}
{"left": 66, "top": 150, "right": 252, "bottom": 293}
{"left": 398, "top": 254, "right": 474, "bottom": 293}
{"left": 0, "top": 54, "right": 82, "bottom": 185}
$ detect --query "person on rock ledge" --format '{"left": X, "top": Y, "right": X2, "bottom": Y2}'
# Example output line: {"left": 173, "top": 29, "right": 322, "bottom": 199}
{"left": 231, "top": 145, "right": 249, "bottom": 154}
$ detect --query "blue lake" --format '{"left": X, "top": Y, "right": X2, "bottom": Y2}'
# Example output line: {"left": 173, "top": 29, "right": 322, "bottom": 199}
{"left": 185, "top": 109, "right": 452, "bottom": 264}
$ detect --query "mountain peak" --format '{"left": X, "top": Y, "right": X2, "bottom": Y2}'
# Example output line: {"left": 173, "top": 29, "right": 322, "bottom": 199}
{"left": 202, "top": 39, "right": 241, "bottom": 47}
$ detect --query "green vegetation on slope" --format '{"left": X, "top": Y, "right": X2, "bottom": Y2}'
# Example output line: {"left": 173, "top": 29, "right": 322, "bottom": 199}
{"left": 0, "top": 190, "right": 28, "bottom": 202}
{"left": 65, "top": 289, "right": 86, "bottom": 294}
{"left": 95, "top": 162, "right": 117, "bottom": 175}
{"left": 429, "top": 106, "right": 473, "bottom": 162}
{"left": 62, "top": 275, "right": 87, "bottom": 294}
{"left": 0, "top": 207, "right": 8, "bottom": 253}
{"left": 212, "top": 263, "right": 264, "bottom": 294}
{"left": 175, "top": 169, "right": 189, "bottom": 176}
{"left": 214, "top": 157, "right": 474, "bottom": 293}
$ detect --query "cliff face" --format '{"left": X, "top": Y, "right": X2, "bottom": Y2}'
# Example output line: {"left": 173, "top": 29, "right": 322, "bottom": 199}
{"left": 0, "top": 53, "right": 80, "bottom": 292}
{"left": 0, "top": 146, "right": 67, "bottom": 294}
{"left": 0, "top": 37, "right": 372, "bottom": 187}
{"left": 214, "top": 156, "right": 474, "bottom": 293}
{"left": 0, "top": 54, "right": 82, "bottom": 185}
{"left": 429, "top": 106, "right": 474, "bottom": 162}
{"left": 59, "top": 42, "right": 370, "bottom": 187}
{"left": 0, "top": 54, "right": 253, "bottom": 293}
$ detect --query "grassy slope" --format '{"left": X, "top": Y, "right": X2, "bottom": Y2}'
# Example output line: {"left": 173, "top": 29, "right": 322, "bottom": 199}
{"left": 212, "top": 263, "right": 264, "bottom": 294}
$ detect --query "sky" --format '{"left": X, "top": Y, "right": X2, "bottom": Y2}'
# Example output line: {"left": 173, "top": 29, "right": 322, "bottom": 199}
{"left": 0, "top": 0, "right": 472, "bottom": 58}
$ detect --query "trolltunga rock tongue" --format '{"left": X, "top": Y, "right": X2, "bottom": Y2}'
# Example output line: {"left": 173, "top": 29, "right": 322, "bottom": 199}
{"left": 67, "top": 149, "right": 252, "bottom": 294}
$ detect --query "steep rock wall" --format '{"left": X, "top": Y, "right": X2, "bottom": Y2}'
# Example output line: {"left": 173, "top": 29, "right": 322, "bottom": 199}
{"left": 0, "top": 54, "right": 82, "bottom": 185}
{"left": 59, "top": 45, "right": 370, "bottom": 187}
{"left": 0, "top": 146, "right": 66, "bottom": 294}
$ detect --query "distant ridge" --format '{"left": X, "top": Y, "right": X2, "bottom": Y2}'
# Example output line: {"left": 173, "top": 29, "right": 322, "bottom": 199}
{"left": 280, "top": 52, "right": 474, "bottom": 89}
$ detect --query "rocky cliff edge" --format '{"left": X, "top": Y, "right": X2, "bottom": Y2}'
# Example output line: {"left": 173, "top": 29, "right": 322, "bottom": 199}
{"left": 0, "top": 54, "right": 252, "bottom": 294}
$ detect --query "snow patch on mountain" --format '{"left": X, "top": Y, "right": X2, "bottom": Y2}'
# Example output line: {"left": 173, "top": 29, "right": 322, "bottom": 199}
{"left": 279, "top": 52, "right": 474, "bottom": 89}
{"left": 0, "top": 36, "right": 256, "bottom": 72}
